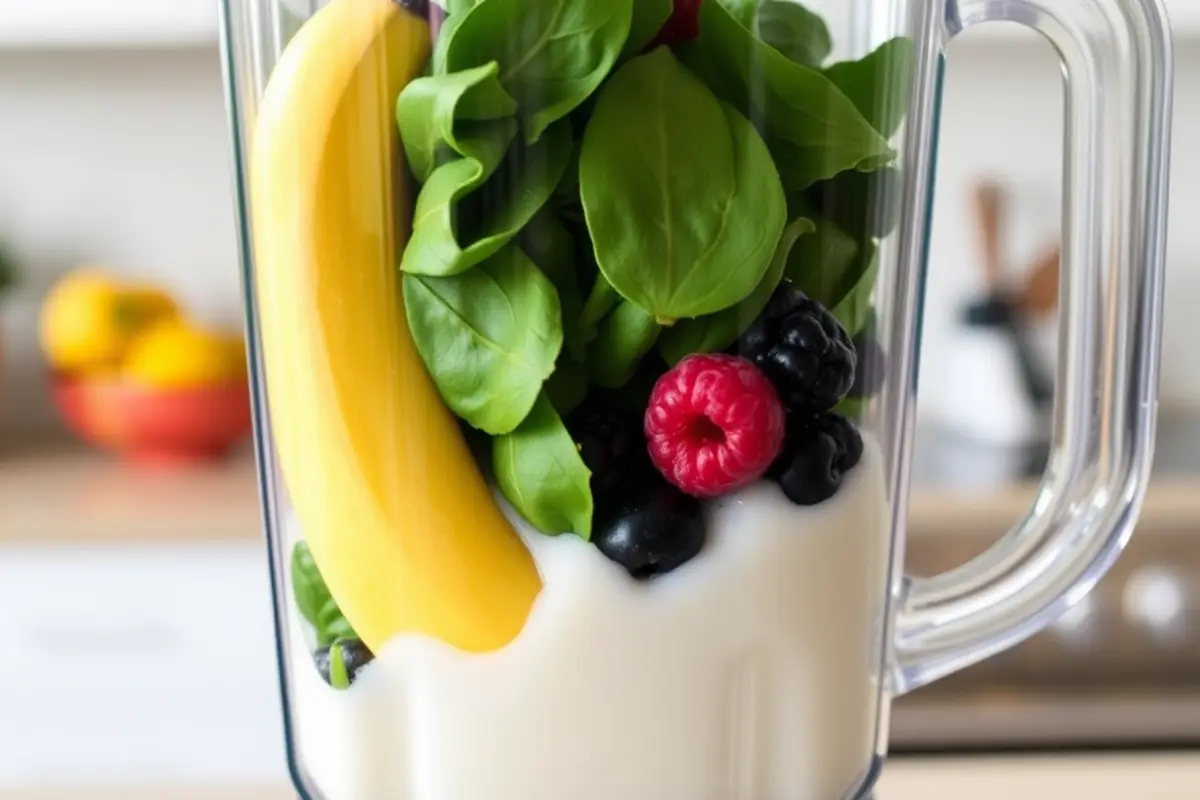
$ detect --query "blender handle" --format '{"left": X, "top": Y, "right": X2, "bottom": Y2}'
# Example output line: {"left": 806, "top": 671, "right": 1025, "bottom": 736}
{"left": 889, "top": 0, "right": 1173, "bottom": 694}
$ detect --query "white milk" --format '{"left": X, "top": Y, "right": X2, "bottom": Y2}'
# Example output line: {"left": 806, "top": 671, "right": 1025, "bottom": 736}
{"left": 288, "top": 445, "right": 890, "bottom": 800}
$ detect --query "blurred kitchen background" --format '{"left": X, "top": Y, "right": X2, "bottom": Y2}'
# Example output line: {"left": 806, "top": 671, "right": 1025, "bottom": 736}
{"left": 2, "top": 1, "right": 1199, "bottom": 797}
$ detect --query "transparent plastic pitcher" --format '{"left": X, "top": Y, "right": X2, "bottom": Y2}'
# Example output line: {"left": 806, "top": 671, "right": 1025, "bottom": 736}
{"left": 220, "top": 0, "right": 1172, "bottom": 797}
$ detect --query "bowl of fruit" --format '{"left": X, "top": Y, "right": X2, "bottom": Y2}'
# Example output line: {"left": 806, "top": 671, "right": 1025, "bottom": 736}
{"left": 41, "top": 271, "right": 252, "bottom": 465}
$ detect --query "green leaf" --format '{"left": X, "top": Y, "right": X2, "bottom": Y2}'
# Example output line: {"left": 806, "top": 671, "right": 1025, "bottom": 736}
{"left": 580, "top": 47, "right": 786, "bottom": 321}
{"left": 579, "top": 273, "right": 620, "bottom": 335}
{"left": 402, "top": 121, "right": 572, "bottom": 277}
{"left": 785, "top": 213, "right": 859, "bottom": 303}
{"left": 659, "top": 217, "right": 814, "bottom": 364}
{"left": 824, "top": 37, "right": 916, "bottom": 138}
{"left": 328, "top": 643, "right": 351, "bottom": 690}
{"left": 521, "top": 209, "right": 586, "bottom": 361}
{"left": 830, "top": 240, "right": 879, "bottom": 336}
{"left": 588, "top": 300, "right": 662, "bottom": 388}
{"left": 722, "top": 0, "right": 832, "bottom": 67}
{"left": 624, "top": 0, "right": 673, "bottom": 57}
{"left": 682, "top": 1, "right": 893, "bottom": 189}
{"left": 545, "top": 358, "right": 589, "bottom": 415}
{"left": 494, "top": 393, "right": 594, "bottom": 537}
{"left": 446, "top": 0, "right": 635, "bottom": 144}
{"left": 290, "top": 542, "right": 356, "bottom": 649}
{"left": 404, "top": 246, "right": 564, "bottom": 435}
{"left": 808, "top": 165, "right": 903, "bottom": 240}
{"left": 396, "top": 63, "right": 518, "bottom": 184}
{"left": 834, "top": 395, "right": 869, "bottom": 421}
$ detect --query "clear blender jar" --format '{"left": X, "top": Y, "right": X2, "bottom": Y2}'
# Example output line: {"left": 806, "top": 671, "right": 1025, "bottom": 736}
{"left": 219, "top": 0, "right": 1173, "bottom": 797}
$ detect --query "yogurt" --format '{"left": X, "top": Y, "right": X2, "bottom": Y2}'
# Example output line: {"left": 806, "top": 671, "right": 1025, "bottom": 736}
{"left": 287, "top": 444, "right": 890, "bottom": 800}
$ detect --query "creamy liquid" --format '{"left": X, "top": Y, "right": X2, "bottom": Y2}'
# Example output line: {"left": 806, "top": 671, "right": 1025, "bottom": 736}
{"left": 288, "top": 445, "right": 890, "bottom": 800}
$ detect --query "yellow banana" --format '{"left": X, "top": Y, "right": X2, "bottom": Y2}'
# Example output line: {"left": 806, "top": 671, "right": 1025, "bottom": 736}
{"left": 250, "top": 0, "right": 542, "bottom": 654}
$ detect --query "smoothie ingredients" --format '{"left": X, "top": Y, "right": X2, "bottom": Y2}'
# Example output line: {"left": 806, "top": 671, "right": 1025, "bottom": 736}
{"left": 250, "top": 0, "right": 541, "bottom": 654}
{"left": 741, "top": 286, "right": 858, "bottom": 413}
{"left": 645, "top": 354, "right": 786, "bottom": 498}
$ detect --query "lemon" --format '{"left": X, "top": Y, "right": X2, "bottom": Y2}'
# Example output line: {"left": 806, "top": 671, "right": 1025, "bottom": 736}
{"left": 123, "top": 320, "right": 247, "bottom": 389}
{"left": 40, "top": 271, "right": 180, "bottom": 373}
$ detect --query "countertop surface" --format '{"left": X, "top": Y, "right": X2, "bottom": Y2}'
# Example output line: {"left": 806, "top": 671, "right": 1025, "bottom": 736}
{"left": 2, "top": 754, "right": 1199, "bottom": 799}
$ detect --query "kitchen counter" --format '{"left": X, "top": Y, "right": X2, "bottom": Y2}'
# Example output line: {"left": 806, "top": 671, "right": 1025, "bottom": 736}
{"left": 3, "top": 754, "right": 1199, "bottom": 799}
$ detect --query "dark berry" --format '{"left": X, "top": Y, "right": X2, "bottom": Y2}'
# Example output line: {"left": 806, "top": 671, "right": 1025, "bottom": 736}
{"left": 649, "top": 0, "right": 703, "bottom": 48}
{"left": 314, "top": 639, "right": 374, "bottom": 688}
{"left": 772, "top": 413, "right": 863, "bottom": 506}
{"left": 594, "top": 484, "right": 707, "bottom": 579}
{"left": 740, "top": 287, "right": 857, "bottom": 413}
{"left": 569, "top": 403, "right": 651, "bottom": 502}
{"left": 645, "top": 354, "right": 786, "bottom": 497}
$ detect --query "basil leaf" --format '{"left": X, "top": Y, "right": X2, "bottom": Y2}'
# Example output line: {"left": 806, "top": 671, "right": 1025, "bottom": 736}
{"left": 824, "top": 37, "right": 916, "bottom": 138}
{"left": 660, "top": 217, "right": 814, "bottom": 364}
{"left": 402, "top": 121, "right": 572, "bottom": 277}
{"left": 446, "top": 0, "right": 634, "bottom": 144}
{"left": 397, "top": 63, "right": 518, "bottom": 184}
{"left": 588, "top": 300, "right": 662, "bottom": 388}
{"left": 521, "top": 209, "right": 586, "bottom": 361}
{"left": 494, "top": 393, "right": 594, "bottom": 538}
{"left": 682, "top": 1, "right": 892, "bottom": 189}
{"left": 579, "top": 273, "right": 620, "bottom": 334}
{"left": 545, "top": 358, "right": 589, "bottom": 415}
{"left": 831, "top": 240, "right": 879, "bottom": 336}
{"left": 785, "top": 213, "right": 859, "bottom": 302}
{"left": 624, "top": 0, "right": 673, "bottom": 58}
{"left": 290, "top": 542, "right": 356, "bottom": 649}
{"left": 808, "top": 165, "right": 903, "bottom": 240}
{"left": 722, "top": 0, "right": 832, "bottom": 67}
{"left": 580, "top": 47, "right": 786, "bottom": 321}
{"left": 404, "top": 246, "right": 564, "bottom": 434}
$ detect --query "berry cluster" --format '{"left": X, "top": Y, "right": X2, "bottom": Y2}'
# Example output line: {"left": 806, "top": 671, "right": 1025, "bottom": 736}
{"left": 578, "top": 286, "right": 865, "bottom": 580}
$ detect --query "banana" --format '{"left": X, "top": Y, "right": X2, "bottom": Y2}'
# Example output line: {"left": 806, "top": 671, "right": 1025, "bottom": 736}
{"left": 250, "top": 0, "right": 542, "bottom": 654}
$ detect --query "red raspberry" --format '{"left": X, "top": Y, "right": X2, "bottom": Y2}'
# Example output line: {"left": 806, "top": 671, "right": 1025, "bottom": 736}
{"left": 645, "top": 354, "right": 786, "bottom": 498}
{"left": 649, "top": 0, "right": 703, "bottom": 49}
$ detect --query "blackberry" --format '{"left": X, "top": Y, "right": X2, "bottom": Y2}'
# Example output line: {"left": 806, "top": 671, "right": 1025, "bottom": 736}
{"left": 314, "top": 639, "right": 374, "bottom": 688}
{"left": 740, "top": 286, "right": 857, "bottom": 413}
{"left": 568, "top": 403, "right": 652, "bottom": 503}
{"left": 771, "top": 413, "right": 863, "bottom": 506}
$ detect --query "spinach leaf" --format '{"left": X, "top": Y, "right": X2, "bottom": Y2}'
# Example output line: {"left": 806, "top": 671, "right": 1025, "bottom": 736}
{"left": 588, "top": 300, "right": 662, "bottom": 388}
{"left": 402, "top": 121, "right": 572, "bottom": 277}
{"left": 291, "top": 542, "right": 356, "bottom": 649}
{"left": 580, "top": 47, "right": 786, "bottom": 321}
{"left": 494, "top": 393, "right": 594, "bottom": 538}
{"left": 831, "top": 240, "right": 879, "bottom": 336}
{"left": 546, "top": 358, "right": 589, "bottom": 415}
{"left": 624, "top": 0, "right": 673, "bottom": 58}
{"left": 446, "top": 0, "right": 634, "bottom": 144}
{"left": 785, "top": 213, "right": 859, "bottom": 302}
{"left": 328, "top": 643, "right": 351, "bottom": 690}
{"left": 404, "top": 246, "right": 563, "bottom": 434}
{"left": 659, "top": 217, "right": 814, "bottom": 364}
{"left": 681, "top": 0, "right": 892, "bottom": 189}
{"left": 722, "top": 0, "right": 832, "bottom": 67}
{"left": 521, "top": 209, "right": 586, "bottom": 360}
{"left": 396, "top": 63, "right": 518, "bottom": 184}
{"left": 824, "top": 37, "right": 916, "bottom": 138}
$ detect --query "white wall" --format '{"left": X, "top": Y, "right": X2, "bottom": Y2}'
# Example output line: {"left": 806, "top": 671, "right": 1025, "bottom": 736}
{"left": 0, "top": 37, "right": 1195, "bottom": 436}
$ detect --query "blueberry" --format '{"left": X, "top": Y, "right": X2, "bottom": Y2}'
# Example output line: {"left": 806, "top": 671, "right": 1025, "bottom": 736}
{"left": 314, "top": 639, "right": 374, "bottom": 688}
{"left": 772, "top": 413, "right": 863, "bottom": 506}
{"left": 593, "top": 484, "right": 707, "bottom": 579}
{"left": 740, "top": 286, "right": 857, "bottom": 412}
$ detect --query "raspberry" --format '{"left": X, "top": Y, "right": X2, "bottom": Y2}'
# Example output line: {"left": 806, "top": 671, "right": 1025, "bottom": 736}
{"left": 644, "top": 354, "right": 786, "bottom": 498}
{"left": 740, "top": 286, "right": 857, "bottom": 412}
{"left": 649, "top": 0, "right": 703, "bottom": 49}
